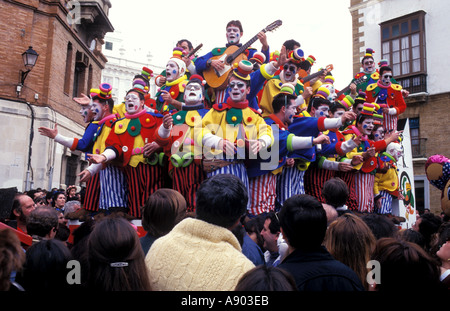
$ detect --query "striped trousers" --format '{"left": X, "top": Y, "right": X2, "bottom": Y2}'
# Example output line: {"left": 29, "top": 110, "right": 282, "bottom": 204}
{"left": 172, "top": 164, "right": 206, "bottom": 212}
{"left": 207, "top": 161, "right": 249, "bottom": 208}
{"left": 276, "top": 166, "right": 305, "bottom": 209}
{"left": 377, "top": 190, "right": 393, "bottom": 214}
{"left": 83, "top": 172, "right": 100, "bottom": 212}
{"left": 335, "top": 171, "right": 359, "bottom": 211}
{"left": 354, "top": 172, "right": 375, "bottom": 212}
{"left": 248, "top": 173, "right": 277, "bottom": 216}
{"left": 304, "top": 165, "right": 335, "bottom": 203}
{"left": 99, "top": 165, "right": 128, "bottom": 210}
{"left": 383, "top": 113, "right": 398, "bottom": 133}
{"left": 124, "top": 162, "right": 163, "bottom": 218}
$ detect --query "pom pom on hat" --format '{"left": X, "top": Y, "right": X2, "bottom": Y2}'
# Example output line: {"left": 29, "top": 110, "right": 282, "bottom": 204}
{"left": 232, "top": 60, "right": 253, "bottom": 81}
{"left": 360, "top": 102, "right": 375, "bottom": 116}
{"left": 306, "top": 55, "right": 316, "bottom": 66}
{"left": 250, "top": 52, "right": 266, "bottom": 65}
{"left": 288, "top": 48, "right": 304, "bottom": 64}
{"left": 90, "top": 88, "right": 101, "bottom": 100}
{"left": 314, "top": 86, "right": 331, "bottom": 100}
{"left": 188, "top": 74, "right": 206, "bottom": 86}
{"left": 98, "top": 83, "right": 112, "bottom": 100}
{"left": 365, "top": 48, "right": 375, "bottom": 57}
{"left": 339, "top": 95, "right": 354, "bottom": 110}
{"left": 378, "top": 59, "right": 389, "bottom": 68}
{"left": 280, "top": 83, "right": 295, "bottom": 95}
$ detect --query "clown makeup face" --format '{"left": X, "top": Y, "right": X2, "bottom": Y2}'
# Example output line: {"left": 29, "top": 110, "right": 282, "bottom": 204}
{"left": 79, "top": 103, "right": 93, "bottom": 123}
{"left": 125, "top": 92, "right": 143, "bottom": 114}
{"left": 228, "top": 77, "right": 249, "bottom": 103}
{"left": 91, "top": 100, "right": 105, "bottom": 121}
{"left": 353, "top": 103, "right": 364, "bottom": 114}
{"left": 282, "top": 63, "right": 298, "bottom": 82}
{"left": 333, "top": 108, "right": 346, "bottom": 119}
{"left": 359, "top": 118, "right": 374, "bottom": 136}
{"left": 165, "top": 60, "right": 180, "bottom": 82}
{"left": 184, "top": 82, "right": 203, "bottom": 105}
{"left": 372, "top": 126, "right": 385, "bottom": 141}
{"left": 313, "top": 105, "right": 330, "bottom": 118}
{"left": 226, "top": 26, "right": 242, "bottom": 45}
{"left": 285, "top": 100, "right": 299, "bottom": 125}
{"left": 362, "top": 58, "right": 375, "bottom": 73}
{"left": 381, "top": 71, "right": 393, "bottom": 86}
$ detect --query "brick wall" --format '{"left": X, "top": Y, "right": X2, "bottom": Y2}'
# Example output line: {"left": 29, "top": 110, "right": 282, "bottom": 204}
{"left": 0, "top": 0, "right": 108, "bottom": 125}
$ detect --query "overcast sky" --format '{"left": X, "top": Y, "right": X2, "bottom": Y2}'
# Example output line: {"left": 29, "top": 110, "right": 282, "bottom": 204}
{"left": 107, "top": 0, "right": 354, "bottom": 90}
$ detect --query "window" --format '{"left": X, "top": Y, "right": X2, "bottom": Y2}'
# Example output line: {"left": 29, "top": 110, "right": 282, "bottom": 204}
{"left": 414, "top": 175, "right": 430, "bottom": 214}
{"left": 380, "top": 11, "right": 427, "bottom": 93}
{"left": 64, "top": 43, "right": 73, "bottom": 94}
{"left": 409, "top": 117, "right": 426, "bottom": 158}
{"left": 105, "top": 41, "right": 113, "bottom": 50}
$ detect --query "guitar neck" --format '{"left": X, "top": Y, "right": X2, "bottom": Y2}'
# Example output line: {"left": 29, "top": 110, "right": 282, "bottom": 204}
{"left": 227, "top": 31, "right": 265, "bottom": 64}
{"left": 301, "top": 69, "right": 325, "bottom": 83}
{"left": 186, "top": 43, "right": 203, "bottom": 59}
{"left": 335, "top": 85, "right": 350, "bottom": 98}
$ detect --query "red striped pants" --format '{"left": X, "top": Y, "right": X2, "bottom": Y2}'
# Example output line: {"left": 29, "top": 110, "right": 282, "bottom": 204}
{"left": 304, "top": 165, "right": 335, "bottom": 203}
{"left": 335, "top": 171, "right": 359, "bottom": 211}
{"left": 124, "top": 162, "right": 163, "bottom": 218}
{"left": 172, "top": 164, "right": 206, "bottom": 212}
{"left": 83, "top": 172, "right": 100, "bottom": 211}
{"left": 248, "top": 173, "right": 277, "bottom": 216}
{"left": 354, "top": 172, "right": 375, "bottom": 212}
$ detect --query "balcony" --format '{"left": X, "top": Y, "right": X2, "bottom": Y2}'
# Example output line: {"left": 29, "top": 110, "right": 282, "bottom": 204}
{"left": 396, "top": 74, "right": 427, "bottom": 94}
{"left": 411, "top": 137, "right": 427, "bottom": 158}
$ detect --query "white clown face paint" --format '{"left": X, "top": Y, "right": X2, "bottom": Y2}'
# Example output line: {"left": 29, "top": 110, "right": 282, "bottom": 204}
{"left": 314, "top": 105, "right": 330, "bottom": 118}
{"left": 165, "top": 61, "right": 180, "bottom": 82}
{"left": 91, "top": 100, "right": 104, "bottom": 121}
{"left": 184, "top": 82, "right": 203, "bottom": 105}
{"left": 125, "top": 92, "right": 142, "bottom": 114}
{"left": 360, "top": 118, "right": 375, "bottom": 135}
{"left": 79, "top": 103, "right": 93, "bottom": 123}
{"left": 226, "top": 26, "right": 241, "bottom": 45}
{"left": 228, "top": 77, "right": 248, "bottom": 103}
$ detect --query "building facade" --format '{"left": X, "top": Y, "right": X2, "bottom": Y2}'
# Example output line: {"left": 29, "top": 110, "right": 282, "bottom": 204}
{"left": 0, "top": 0, "right": 113, "bottom": 191}
{"left": 349, "top": 0, "right": 450, "bottom": 215}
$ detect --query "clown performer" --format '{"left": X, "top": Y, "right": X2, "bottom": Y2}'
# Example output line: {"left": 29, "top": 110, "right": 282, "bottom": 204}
{"left": 154, "top": 74, "right": 209, "bottom": 212}
{"left": 78, "top": 83, "right": 129, "bottom": 216}
{"left": 259, "top": 47, "right": 313, "bottom": 117}
{"left": 114, "top": 66, "right": 154, "bottom": 118}
{"left": 88, "top": 82, "right": 165, "bottom": 218}
{"left": 155, "top": 48, "right": 189, "bottom": 112}
{"left": 38, "top": 90, "right": 100, "bottom": 216}
{"left": 246, "top": 85, "right": 330, "bottom": 217}
{"left": 348, "top": 48, "right": 378, "bottom": 96}
{"left": 365, "top": 64, "right": 407, "bottom": 132}
{"left": 198, "top": 60, "right": 273, "bottom": 197}
{"left": 373, "top": 141, "right": 405, "bottom": 221}
{"left": 275, "top": 87, "right": 358, "bottom": 210}
{"left": 342, "top": 103, "right": 400, "bottom": 213}
{"left": 195, "top": 20, "right": 270, "bottom": 105}
{"left": 303, "top": 88, "right": 360, "bottom": 204}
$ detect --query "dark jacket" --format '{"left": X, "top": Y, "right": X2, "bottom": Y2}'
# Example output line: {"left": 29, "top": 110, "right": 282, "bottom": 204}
{"left": 278, "top": 246, "right": 365, "bottom": 291}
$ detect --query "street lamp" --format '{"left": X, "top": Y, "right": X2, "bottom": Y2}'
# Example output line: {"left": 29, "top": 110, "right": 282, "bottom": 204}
{"left": 20, "top": 46, "right": 39, "bottom": 84}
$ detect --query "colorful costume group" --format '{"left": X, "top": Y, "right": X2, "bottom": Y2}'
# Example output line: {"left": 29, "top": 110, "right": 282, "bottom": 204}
{"left": 47, "top": 41, "right": 407, "bottom": 220}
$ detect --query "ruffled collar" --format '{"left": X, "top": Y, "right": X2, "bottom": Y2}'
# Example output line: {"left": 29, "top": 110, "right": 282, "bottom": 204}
{"left": 125, "top": 109, "right": 147, "bottom": 119}
{"left": 226, "top": 97, "right": 248, "bottom": 109}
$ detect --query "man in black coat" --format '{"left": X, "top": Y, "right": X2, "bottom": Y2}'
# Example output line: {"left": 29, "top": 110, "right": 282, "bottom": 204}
{"left": 278, "top": 194, "right": 365, "bottom": 291}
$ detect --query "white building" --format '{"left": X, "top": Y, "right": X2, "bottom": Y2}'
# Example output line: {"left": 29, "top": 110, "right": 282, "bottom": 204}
{"left": 101, "top": 31, "right": 164, "bottom": 102}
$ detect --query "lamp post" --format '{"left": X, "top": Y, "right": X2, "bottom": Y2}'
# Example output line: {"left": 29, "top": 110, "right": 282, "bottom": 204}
{"left": 17, "top": 46, "right": 39, "bottom": 96}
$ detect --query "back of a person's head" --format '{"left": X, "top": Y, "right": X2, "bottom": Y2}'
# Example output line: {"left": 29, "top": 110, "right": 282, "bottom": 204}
{"left": 361, "top": 213, "right": 397, "bottom": 240}
{"left": 26, "top": 206, "right": 59, "bottom": 238}
{"left": 141, "top": 188, "right": 187, "bottom": 237}
{"left": 18, "top": 239, "right": 72, "bottom": 291}
{"left": 0, "top": 229, "right": 25, "bottom": 291}
{"left": 324, "top": 213, "right": 376, "bottom": 288}
{"left": 397, "top": 228, "right": 426, "bottom": 250}
{"left": 87, "top": 216, "right": 151, "bottom": 291}
{"left": 322, "top": 178, "right": 349, "bottom": 207}
{"left": 279, "top": 194, "right": 327, "bottom": 251}
{"left": 235, "top": 265, "right": 297, "bottom": 291}
{"left": 196, "top": 174, "right": 248, "bottom": 228}
{"left": 418, "top": 213, "right": 443, "bottom": 246}
{"left": 371, "top": 238, "right": 443, "bottom": 292}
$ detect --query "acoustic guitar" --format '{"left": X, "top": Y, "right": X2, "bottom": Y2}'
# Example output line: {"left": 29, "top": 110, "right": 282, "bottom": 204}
{"left": 203, "top": 20, "right": 282, "bottom": 90}
{"left": 185, "top": 43, "right": 203, "bottom": 59}
{"left": 335, "top": 75, "right": 368, "bottom": 98}
{"left": 300, "top": 64, "right": 333, "bottom": 85}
